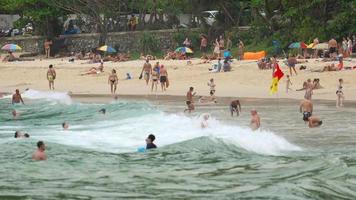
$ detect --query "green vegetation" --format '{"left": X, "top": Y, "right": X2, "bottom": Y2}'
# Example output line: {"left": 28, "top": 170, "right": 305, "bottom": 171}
{"left": 0, "top": 0, "right": 354, "bottom": 55}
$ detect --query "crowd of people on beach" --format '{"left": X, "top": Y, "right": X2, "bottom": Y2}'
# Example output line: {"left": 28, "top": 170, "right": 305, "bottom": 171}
{"left": 5, "top": 31, "right": 354, "bottom": 162}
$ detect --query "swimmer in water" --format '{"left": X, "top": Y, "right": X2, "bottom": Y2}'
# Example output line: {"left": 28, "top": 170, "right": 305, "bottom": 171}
{"left": 62, "top": 122, "right": 69, "bottom": 130}
{"left": 308, "top": 116, "right": 323, "bottom": 128}
{"left": 146, "top": 134, "right": 157, "bottom": 150}
{"left": 99, "top": 108, "right": 106, "bottom": 115}
{"left": 250, "top": 109, "right": 260, "bottom": 131}
{"left": 201, "top": 113, "right": 210, "bottom": 128}
{"left": 12, "top": 89, "right": 24, "bottom": 105}
{"left": 14, "top": 131, "right": 30, "bottom": 138}
{"left": 32, "top": 141, "right": 47, "bottom": 161}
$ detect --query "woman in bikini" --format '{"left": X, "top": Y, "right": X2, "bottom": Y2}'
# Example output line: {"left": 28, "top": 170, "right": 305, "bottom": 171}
{"left": 108, "top": 69, "right": 118, "bottom": 94}
{"left": 151, "top": 68, "right": 159, "bottom": 92}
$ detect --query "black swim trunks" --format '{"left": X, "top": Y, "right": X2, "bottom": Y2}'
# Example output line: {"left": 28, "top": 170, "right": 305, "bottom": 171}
{"left": 329, "top": 47, "right": 336, "bottom": 54}
{"left": 146, "top": 143, "right": 157, "bottom": 149}
{"left": 303, "top": 111, "right": 311, "bottom": 121}
{"left": 210, "top": 90, "right": 215, "bottom": 95}
{"left": 186, "top": 101, "right": 191, "bottom": 105}
{"left": 160, "top": 76, "right": 167, "bottom": 83}
{"left": 201, "top": 46, "right": 208, "bottom": 53}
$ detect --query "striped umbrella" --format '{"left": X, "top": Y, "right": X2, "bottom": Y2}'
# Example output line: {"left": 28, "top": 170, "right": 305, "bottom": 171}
{"left": 288, "top": 42, "right": 307, "bottom": 49}
{"left": 175, "top": 47, "right": 193, "bottom": 54}
{"left": 97, "top": 45, "right": 116, "bottom": 53}
{"left": 1, "top": 44, "right": 22, "bottom": 52}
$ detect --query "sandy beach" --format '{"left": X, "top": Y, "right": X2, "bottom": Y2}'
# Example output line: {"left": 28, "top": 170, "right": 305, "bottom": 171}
{"left": 1, "top": 54, "right": 355, "bottom": 101}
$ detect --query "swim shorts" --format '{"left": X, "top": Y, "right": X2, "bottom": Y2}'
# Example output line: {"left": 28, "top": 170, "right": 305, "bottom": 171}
{"left": 303, "top": 112, "right": 311, "bottom": 121}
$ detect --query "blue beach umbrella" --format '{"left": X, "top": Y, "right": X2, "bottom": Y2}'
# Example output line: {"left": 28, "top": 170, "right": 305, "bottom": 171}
{"left": 97, "top": 45, "right": 116, "bottom": 53}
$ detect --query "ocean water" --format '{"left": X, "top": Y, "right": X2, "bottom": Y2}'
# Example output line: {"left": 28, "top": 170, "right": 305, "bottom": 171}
{"left": 1, "top": 90, "right": 356, "bottom": 199}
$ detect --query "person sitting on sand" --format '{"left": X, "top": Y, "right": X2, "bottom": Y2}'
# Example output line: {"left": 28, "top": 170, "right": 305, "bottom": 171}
{"left": 230, "top": 100, "right": 241, "bottom": 117}
{"left": 300, "top": 99, "right": 313, "bottom": 122}
{"left": 12, "top": 89, "right": 24, "bottom": 105}
{"left": 250, "top": 110, "right": 260, "bottom": 131}
{"left": 2, "top": 52, "right": 19, "bottom": 62}
{"left": 223, "top": 60, "right": 231, "bottom": 72}
{"left": 108, "top": 69, "right": 118, "bottom": 94}
{"left": 146, "top": 134, "right": 157, "bottom": 150}
{"left": 201, "top": 113, "right": 210, "bottom": 128}
{"left": 32, "top": 141, "right": 47, "bottom": 161}
{"left": 308, "top": 116, "right": 322, "bottom": 128}
{"left": 81, "top": 62, "right": 104, "bottom": 75}
{"left": 14, "top": 131, "right": 30, "bottom": 138}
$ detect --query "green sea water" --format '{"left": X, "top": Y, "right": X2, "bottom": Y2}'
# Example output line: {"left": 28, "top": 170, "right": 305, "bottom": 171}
{"left": 0, "top": 90, "right": 356, "bottom": 200}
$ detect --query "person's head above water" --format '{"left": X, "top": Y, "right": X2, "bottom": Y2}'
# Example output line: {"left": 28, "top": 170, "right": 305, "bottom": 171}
{"left": 62, "top": 122, "right": 69, "bottom": 130}
{"left": 15, "top": 89, "right": 20, "bottom": 94}
{"left": 250, "top": 109, "right": 257, "bottom": 115}
{"left": 49, "top": 64, "right": 53, "bottom": 69}
{"left": 99, "top": 108, "right": 106, "bottom": 115}
{"left": 189, "top": 87, "right": 194, "bottom": 91}
{"left": 203, "top": 113, "right": 210, "bottom": 120}
{"left": 146, "top": 134, "right": 155, "bottom": 144}
{"left": 37, "top": 141, "right": 45, "bottom": 151}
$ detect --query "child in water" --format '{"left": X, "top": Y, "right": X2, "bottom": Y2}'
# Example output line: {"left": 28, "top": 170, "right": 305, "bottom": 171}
{"left": 146, "top": 134, "right": 157, "bottom": 150}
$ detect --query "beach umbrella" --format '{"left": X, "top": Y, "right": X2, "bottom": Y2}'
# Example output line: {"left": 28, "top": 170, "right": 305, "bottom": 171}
{"left": 312, "top": 43, "right": 328, "bottom": 50}
{"left": 288, "top": 42, "right": 307, "bottom": 49}
{"left": 97, "top": 45, "right": 116, "bottom": 53}
{"left": 175, "top": 47, "right": 193, "bottom": 54}
{"left": 1, "top": 44, "right": 22, "bottom": 52}
{"left": 306, "top": 43, "right": 314, "bottom": 49}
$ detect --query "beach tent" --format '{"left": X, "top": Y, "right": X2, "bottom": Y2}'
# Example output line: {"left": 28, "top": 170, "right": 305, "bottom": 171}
{"left": 288, "top": 42, "right": 307, "bottom": 49}
{"left": 312, "top": 43, "right": 328, "bottom": 50}
{"left": 243, "top": 51, "right": 266, "bottom": 60}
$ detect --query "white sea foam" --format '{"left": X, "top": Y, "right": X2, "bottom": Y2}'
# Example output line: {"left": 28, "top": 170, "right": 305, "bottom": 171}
{"left": 21, "top": 89, "right": 72, "bottom": 105}
{"left": 34, "top": 112, "right": 301, "bottom": 156}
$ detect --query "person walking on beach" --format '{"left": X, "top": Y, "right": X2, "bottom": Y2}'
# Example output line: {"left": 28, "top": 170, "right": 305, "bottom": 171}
{"left": 304, "top": 79, "right": 314, "bottom": 100}
{"left": 218, "top": 35, "right": 225, "bottom": 57}
{"left": 286, "top": 75, "right": 292, "bottom": 93}
{"left": 32, "top": 141, "right": 47, "bottom": 161}
{"left": 200, "top": 34, "right": 208, "bottom": 57}
{"left": 140, "top": 59, "right": 152, "bottom": 85}
{"left": 336, "top": 78, "right": 344, "bottom": 107}
{"left": 47, "top": 64, "right": 56, "bottom": 90}
{"left": 207, "top": 78, "right": 216, "bottom": 95}
{"left": 287, "top": 54, "right": 297, "bottom": 76}
{"left": 159, "top": 65, "right": 168, "bottom": 92}
{"left": 300, "top": 99, "right": 313, "bottom": 122}
{"left": 250, "top": 110, "right": 260, "bottom": 131}
{"left": 184, "top": 87, "right": 196, "bottom": 113}
{"left": 237, "top": 40, "right": 244, "bottom": 60}
{"left": 12, "top": 89, "right": 24, "bottom": 105}
{"left": 313, "top": 37, "right": 319, "bottom": 58}
{"left": 328, "top": 38, "right": 338, "bottom": 59}
{"left": 230, "top": 100, "right": 241, "bottom": 117}
{"left": 44, "top": 38, "right": 52, "bottom": 58}
{"left": 151, "top": 66, "right": 159, "bottom": 92}
{"left": 108, "top": 69, "right": 118, "bottom": 94}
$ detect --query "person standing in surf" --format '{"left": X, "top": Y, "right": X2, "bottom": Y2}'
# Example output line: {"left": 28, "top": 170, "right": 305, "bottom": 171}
{"left": 184, "top": 87, "right": 196, "bottom": 113}
{"left": 12, "top": 89, "right": 24, "bottom": 105}
{"left": 300, "top": 99, "right": 313, "bottom": 122}
{"left": 250, "top": 109, "right": 260, "bottom": 131}
{"left": 230, "top": 100, "right": 241, "bottom": 117}
{"left": 47, "top": 64, "right": 56, "bottom": 90}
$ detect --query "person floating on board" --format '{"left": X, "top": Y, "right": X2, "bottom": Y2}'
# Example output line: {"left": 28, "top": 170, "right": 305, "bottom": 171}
{"left": 146, "top": 134, "right": 157, "bottom": 150}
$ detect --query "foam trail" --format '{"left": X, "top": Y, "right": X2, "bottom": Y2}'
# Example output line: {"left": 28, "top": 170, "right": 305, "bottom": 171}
{"left": 35, "top": 112, "right": 301, "bottom": 156}
{"left": 21, "top": 89, "right": 72, "bottom": 105}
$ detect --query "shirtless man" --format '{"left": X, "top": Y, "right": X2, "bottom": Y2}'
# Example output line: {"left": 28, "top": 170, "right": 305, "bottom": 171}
{"left": 304, "top": 79, "right": 314, "bottom": 100}
{"left": 12, "top": 89, "right": 24, "bottom": 105}
{"left": 141, "top": 59, "right": 152, "bottom": 85}
{"left": 159, "top": 65, "right": 168, "bottom": 91}
{"left": 328, "top": 38, "right": 338, "bottom": 59}
{"left": 47, "top": 64, "right": 56, "bottom": 90}
{"left": 184, "top": 87, "right": 196, "bottom": 113}
{"left": 32, "top": 141, "right": 47, "bottom": 161}
{"left": 308, "top": 116, "right": 322, "bottom": 128}
{"left": 300, "top": 99, "right": 313, "bottom": 122}
{"left": 230, "top": 100, "right": 241, "bottom": 117}
{"left": 250, "top": 110, "right": 260, "bottom": 131}
{"left": 201, "top": 113, "right": 210, "bottom": 128}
